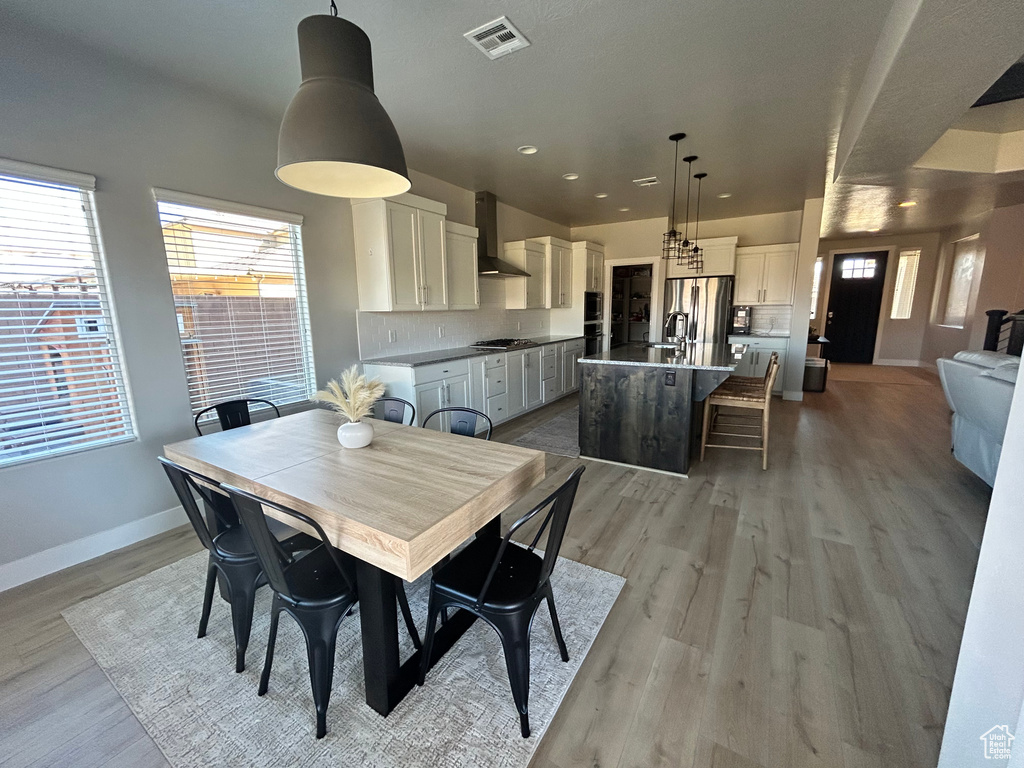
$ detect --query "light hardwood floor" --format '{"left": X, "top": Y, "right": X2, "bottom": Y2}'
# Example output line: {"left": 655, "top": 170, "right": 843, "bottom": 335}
{"left": 0, "top": 369, "right": 991, "bottom": 767}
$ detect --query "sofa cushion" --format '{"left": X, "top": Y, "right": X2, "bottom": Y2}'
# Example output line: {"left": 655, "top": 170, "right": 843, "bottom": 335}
{"left": 953, "top": 349, "right": 1017, "bottom": 368}
{"left": 982, "top": 364, "right": 1020, "bottom": 384}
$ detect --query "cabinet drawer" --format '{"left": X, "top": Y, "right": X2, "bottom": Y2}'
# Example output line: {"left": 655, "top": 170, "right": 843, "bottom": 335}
{"left": 486, "top": 393, "right": 508, "bottom": 422}
{"left": 484, "top": 353, "right": 505, "bottom": 369}
{"left": 541, "top": 344, "right": 557, "bottom": 358}
{"left": 412, "top": 359, "right": 470, "bottom": 385}
{"left": 484, "top": 366, "right": 507, "bottom": 396}
{"left": 542, "top": 357, "right": 557, "bottom": 380}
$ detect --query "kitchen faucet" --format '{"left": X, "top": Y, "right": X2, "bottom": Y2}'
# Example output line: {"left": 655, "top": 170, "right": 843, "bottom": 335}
{"left": 664, "top": 311, "right": 686, "bottom": 349}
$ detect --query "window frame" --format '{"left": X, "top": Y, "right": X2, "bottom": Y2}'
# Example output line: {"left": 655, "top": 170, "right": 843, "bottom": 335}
{"left": 153, "top": 189, "right": 315, "bottom": 421}
{"left": 889, "top": 249, "right": 921, "bottom": 320}
{"left": 938, "top": 235, "right": 980, "bottom": 329}
{"left": 0, "top": 158, "right": 137, "bottom": 467}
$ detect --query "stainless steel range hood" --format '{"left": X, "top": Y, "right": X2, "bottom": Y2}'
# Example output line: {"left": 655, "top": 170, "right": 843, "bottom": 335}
{"left": 475, "top": 191, "right": 530, "bottom": 277}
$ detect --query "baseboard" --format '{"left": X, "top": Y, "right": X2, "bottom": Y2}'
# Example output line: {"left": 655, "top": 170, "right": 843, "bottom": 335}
{"left": 0, "top": 505, "right": 188, "bottom": 593}
{"left": 783, "top": 390, "right": 804, "bottom": 401}
{"left": 876, "top": 358, "right": 925, "bottom": 367}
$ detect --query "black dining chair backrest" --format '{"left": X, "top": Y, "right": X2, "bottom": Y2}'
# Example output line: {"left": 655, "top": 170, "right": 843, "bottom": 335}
{"left": 476, "top": 465, "right": 584, "bottom": 609}
{"left": 422, "top": 407, "right": 493, "bottom": 440}
{"left": 159, "top": 456, "right": 231, "bottom": 556}
{"left": 194, "top": 398, "right": 281, "bottom": 436}
{"left": 373, "top": 397, "right": 415, "bottom": 426}
{"left": 220, "top": 483, "right": 356, "bottom": 601}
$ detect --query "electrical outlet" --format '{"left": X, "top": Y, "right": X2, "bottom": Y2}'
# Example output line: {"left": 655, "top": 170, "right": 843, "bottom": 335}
{"left": 517, "top": 321, "right": 522, "bottom": 331}
{"left": 438, "top": 325, "right": 445, "bottom": 339}
{"left": 388, "top": 329, "right": 397, "bottom": 343}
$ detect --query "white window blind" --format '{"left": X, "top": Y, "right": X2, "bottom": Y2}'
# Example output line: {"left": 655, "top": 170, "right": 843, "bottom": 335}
{"left": 890, "top": 249, "right": 920, "bottom": 320}
{"left": 943, "top": 236, "right": 979, "bottom": 328}
{"left": 155, "top": 193, "right": 315, "bottom": 417}
{"left": 0, "top": 164, "right": 135, "bottom": 466}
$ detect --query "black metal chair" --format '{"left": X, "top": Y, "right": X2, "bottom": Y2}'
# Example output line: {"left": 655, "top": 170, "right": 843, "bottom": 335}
{"left": 418, "top": 465, "right": 585, "bottom": 737}
{"left": 422, "top": 406, "right": 493, "bottom": 440}
{"left": 221, "top": 483, "right": 423, "bottom": 740}
{"left": 193, "top": 398, "right": 281, "bottom": 436}
{"left": 159, "top": 457, "right": 315, "bottom": 673}
{"left": 372, "top": 397, "right": 415, "bottom": 426}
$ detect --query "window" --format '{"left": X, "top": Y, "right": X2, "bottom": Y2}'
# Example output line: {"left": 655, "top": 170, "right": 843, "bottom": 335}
{"left": 0, "top": 161, "right": 134, "bottom": 466}
{"left": 942, "top": 236, "right": 979, "bottom": 328}
{"left": 809, "top": 257, "right": 823, "bottom": 319}
{"left": 890, "top": 249, "right": 920, "bottom": 320}
{"left": 155, "top": 191, "right": 315, "bottom": 417}
{"left": 841, "top": 257, "right": 877, "bottom": 279}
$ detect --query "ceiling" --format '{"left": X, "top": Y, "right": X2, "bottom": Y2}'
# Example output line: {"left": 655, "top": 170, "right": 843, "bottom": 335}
{"left": 4, "top": 0, "right": 1024, "bottom": 236}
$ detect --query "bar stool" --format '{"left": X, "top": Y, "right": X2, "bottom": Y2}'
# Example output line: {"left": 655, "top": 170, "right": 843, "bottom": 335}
{"left": 700, "top": 353, "right": 780, "bottom": 470}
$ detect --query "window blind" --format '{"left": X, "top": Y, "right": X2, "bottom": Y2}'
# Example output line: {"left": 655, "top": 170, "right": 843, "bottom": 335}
{"left": 0, "top": 166, "right": 135, "bottom": 466}
{"left": 890, "top": 250, "right": 920, "bottom": 320}
{"left": 155, "top": 195, "right": 315, "bottom": 417}
{"left": 943, "top": 237, "right": 978, "bottom": 328}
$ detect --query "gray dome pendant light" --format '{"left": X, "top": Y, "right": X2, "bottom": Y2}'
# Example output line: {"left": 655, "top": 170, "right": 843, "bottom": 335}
{"left": 276, "top": 1, "right": 411, "bottom": 198}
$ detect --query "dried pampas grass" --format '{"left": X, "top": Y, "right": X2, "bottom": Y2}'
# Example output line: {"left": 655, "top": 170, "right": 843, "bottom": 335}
{"left": 314, "top": 365, "right": 385, "bottom": 423}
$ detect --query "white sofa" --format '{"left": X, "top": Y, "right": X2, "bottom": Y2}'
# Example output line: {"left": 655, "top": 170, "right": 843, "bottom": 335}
{"left": 937, "top": 350, "right": 1019, "bottom": 486}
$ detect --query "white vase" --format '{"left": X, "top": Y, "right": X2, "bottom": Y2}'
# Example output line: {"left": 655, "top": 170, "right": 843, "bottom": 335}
{"left": 337, "top": 420, "right": 373, "bottom": 449}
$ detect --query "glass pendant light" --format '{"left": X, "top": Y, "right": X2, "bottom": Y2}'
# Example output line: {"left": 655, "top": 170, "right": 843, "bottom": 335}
{"left": 277, "top": 1, "right": 411, "bottom": 198}
{"left": 689, "top": 172, "right": 707, "bottom": 273}
{"left": 662, "top": 133, "right": 686, "bottom": 261}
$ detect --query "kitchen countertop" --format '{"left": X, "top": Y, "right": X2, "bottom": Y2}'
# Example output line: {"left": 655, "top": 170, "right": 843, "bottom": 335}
{"left": 728, "top": 333, "right": 790, "bottom": 339}
{"left": 361, "top": 335, "right": 585, "bottom": 368}
{"left": 579, "top": 342, "right": 746, "bottom": 371}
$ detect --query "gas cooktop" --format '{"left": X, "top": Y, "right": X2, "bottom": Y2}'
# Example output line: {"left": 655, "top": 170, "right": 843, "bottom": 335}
{"left": 470, "top": 338, "right": 537, "bottom": 350}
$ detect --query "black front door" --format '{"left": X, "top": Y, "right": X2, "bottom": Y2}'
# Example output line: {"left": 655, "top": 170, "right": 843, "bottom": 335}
{"left": 824, "top": 252, "right": 888, "bottom": 364}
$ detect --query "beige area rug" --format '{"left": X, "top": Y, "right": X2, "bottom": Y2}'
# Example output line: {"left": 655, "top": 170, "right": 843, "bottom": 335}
{"left": 62, "top": 550, "right": 624, "bottom": 768}
{"left": 512, "top": 407, "right": 580, "bottom": 458}
{"left": 827, "top": 363, "right": 936, "bottom": 386}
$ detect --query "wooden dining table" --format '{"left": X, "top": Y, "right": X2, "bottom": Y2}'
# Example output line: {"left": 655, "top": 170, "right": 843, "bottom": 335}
{"left": 163, "top": 408, "right": 546, "bottom": 716}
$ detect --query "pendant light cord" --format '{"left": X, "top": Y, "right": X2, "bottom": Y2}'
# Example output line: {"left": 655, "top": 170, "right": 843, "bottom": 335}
{"left": 683, "top": 160, "right": 692, "bottom": 243}
{"left": 693, "top": 173, "right": 703, "bottom": 247}
{"left": 669, "top": 140, "right": 679, "bottom": 232}
{"left": 329, "top": 0, "right": 338, "bottom": 16}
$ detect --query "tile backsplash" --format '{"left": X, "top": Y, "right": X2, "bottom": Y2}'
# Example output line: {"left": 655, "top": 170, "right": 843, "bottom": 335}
{"left": 357, "top": 280, "right": 551, "bottom": 359}
{"left": 750, "top": 305, "right": 793, "bottom": 335}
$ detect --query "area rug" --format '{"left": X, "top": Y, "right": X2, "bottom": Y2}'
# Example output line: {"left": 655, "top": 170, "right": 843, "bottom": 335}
{"left": 62, "top": 549, "right": 623, "bottom": 768}
{"left": 512, "top": 407, "right": 580, "bottom": 458}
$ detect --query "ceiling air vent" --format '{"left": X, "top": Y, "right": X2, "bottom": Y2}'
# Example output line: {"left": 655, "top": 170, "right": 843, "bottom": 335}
{"left": 464, "top": 17, "right": 531, "bottom": 60}
{"left": 633, "top": 177, "right": 661, "bottom": 187}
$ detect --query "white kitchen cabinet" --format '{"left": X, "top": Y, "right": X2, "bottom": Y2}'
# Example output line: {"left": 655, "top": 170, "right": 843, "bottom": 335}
{"left": 506, "top": 349, "right": 527, "bottom": 417}
{"left": 444, "top": 221, "right": 479, "bottom": 310}
{"left": 414, "top": 373, "right": 469, "bottom": 431}
{"left": 665, "top": 236, "right": 737, "bottom": 278}
{"left": 503, "top": 241, "right": 547, "bottom": 309}
{"left": 728, "top": 336, "right": 787, "bottom": 394}
{"left": 541, "top": 344, "right": 564, "bottom": 402}
{"left": 562, "top": 339, "right": 585, "bottom": 392}
{"left": 529, "top": 237, "right": 574, "bottom": 309}
{"left": 581, "top": 243, "right": 605, "bottom": 292}
{"left": 524, "top": 347, "right": 543, "bottom": 410}
{"left": 352, "top": 193, "right": 450, "bottom": 312}
{"left": 734, "top": 244, "right": 798, "bottom": 305}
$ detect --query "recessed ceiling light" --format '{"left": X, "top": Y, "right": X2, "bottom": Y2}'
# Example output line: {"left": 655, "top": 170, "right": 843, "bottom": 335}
{"left": 717, "top": 192, "right": 732, "bottom": 199}
{"left": 618, "top": 207, "right": 630, "bottom": 212}
{"left": 562, "top": 173, "right": 579, "bottom": 180}
{"left": 517, "top": 145, "right": 538, "bottom": 155}
{"left": 867, "top": 228, "right": 881, "bottom": 232}
{"left": 595, "top": 193, "right": 608, "bottom": 199}
{"left": 898, "top": 200, "right": 917, "bottom": 207}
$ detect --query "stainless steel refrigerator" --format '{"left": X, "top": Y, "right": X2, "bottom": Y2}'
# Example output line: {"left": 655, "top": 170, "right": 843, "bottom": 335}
{"left": 663, "top": 276, "right": 734, "bottom": 344}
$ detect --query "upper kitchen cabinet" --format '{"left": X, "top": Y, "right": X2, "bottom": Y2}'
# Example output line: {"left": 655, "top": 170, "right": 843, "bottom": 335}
{"left": 444, "top": 221, "right": 479, "bottom": 310}
{"left": 575, "top": 241, "right": 605, "bottom": 292}
{"left": 351, "top": 193, "right": 450, "bottom": 312}
{"left": 734, "top": 243, "right": 798, "bottom": 305}
{"left": 503, "top": 240, "right": 547, "bottom": 309}
{"left": 529, "top": 236, "right": 573, "bottom": 309}
{"left": 666, "top": 236, "right": 737, "bottom": 278}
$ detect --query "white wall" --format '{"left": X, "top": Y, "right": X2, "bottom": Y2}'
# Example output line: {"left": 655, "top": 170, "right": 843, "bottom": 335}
{"left": 939, "top": 361, "right": 1024, "bottom": 767}
{"left": 0, "top": 23, "right": 362, "bottom": 574}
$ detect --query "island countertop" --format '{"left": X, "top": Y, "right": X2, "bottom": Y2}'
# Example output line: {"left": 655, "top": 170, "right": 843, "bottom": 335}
{"left": 578, "top": 342, "right": 747, "bottom": 371}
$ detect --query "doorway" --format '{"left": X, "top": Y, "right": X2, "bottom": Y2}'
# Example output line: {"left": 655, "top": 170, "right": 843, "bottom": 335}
{"left": 824, "top": 251, "right": 888, "bottom": 363}
{"left": 610, "top": 264, "right": 653, "bottom": 348}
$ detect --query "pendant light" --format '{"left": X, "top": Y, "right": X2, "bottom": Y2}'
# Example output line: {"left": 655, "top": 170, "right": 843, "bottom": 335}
{"left": 662, "top": 133, "right": 686, "bottom": 261}
{"left": 678, "top": 154, "right": 697, "bottom": 258}
{"left": 276, "top": 1, "right": 411, "bottom": 199}
{"left": 688, "top": 172, "right": 707, "bottom": 273}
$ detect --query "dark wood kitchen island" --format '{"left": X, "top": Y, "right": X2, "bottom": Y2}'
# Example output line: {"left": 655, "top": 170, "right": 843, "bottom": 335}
{"left": 577, "top": 342, "right": 746, "bottom": 475}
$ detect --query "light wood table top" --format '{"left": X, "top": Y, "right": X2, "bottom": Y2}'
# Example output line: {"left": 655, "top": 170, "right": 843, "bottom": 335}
{"left": 163, "top": 409, "right": 546, "bottom": 581}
